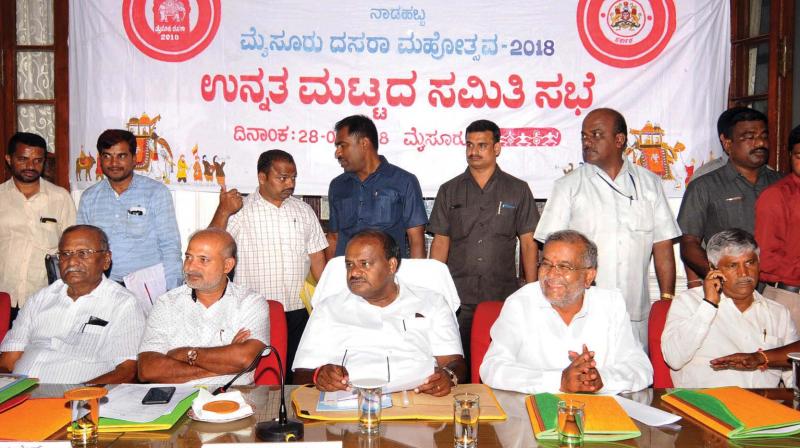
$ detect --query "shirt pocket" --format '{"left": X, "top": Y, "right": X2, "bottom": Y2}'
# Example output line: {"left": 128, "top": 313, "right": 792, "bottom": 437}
{"left": 494, "top": 204, "right": 517, "bottom": 237}
{"left": 370, "top": 188, "right": 402, "bottom": 227}
{"left": 34, "top": 220, "right": 61, "bottom": 250}
{"left": 710, "top": 198, "right": 746, "bottom": 231}
{"left": 449, "top": 207, "right": 479, "bottom": 241}
{"left": 333, "top": 197, "right": 358, "bottom": 231}
{"left": 126, "top": 213, "right": 148, "bottom": 239}
{"left": 629, "top": 200, "right": 655, "bottom": 233}
{"left": 60, "top": 323, "right": 106, "bottom": 361}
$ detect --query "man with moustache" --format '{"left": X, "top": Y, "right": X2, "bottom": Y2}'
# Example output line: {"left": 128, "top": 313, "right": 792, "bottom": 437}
{"left": 428, "top": 119, "right": 539, "bottom": 373}
{"left": 754, "top": 125, "right": 800, "bottom": 329}
{"left": 662, "top": 229, "right": 797, "bottom": 387}
{"left": 210, "top": 150, "right": 327, "bottom": 382}
{"left": 0, "top": 225, "right": 145, "bottom": 383}
{"left": 480, "top": 230, "right": 652, "bottom": 393}
{"left": 678, "top": 107, "right": 780, "bottom": 280}
{"left": 0, "top": 132, "right": 75, "bottom": 323}
{"left": 327, "top": 115, "right": 428, "bottom": 259}
{"left": 535, "top": 108, "right": 680, "bottom": 347}
{"left": 138, "top": 228, "right": 269, "bottom": 385}
{"left": 293, "top": 230, "right": 465, "bottom": 396}
{"left": 77, "top": 129, "right": 182, "bottom": 288}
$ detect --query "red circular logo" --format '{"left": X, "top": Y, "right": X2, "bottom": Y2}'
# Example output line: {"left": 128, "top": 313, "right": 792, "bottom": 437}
{"left": 577, "top": 0, "right": 676, "bottom": 68}
{"left": 122, "top": 0, "right": 221, "bottom": 62}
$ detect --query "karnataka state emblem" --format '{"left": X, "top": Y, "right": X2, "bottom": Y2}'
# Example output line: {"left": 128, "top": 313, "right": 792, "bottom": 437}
{"left": 577, "top": 0, "right": 676, "bottom": 68}
{"left": 625, "top": 122, "right": 686, "bottom": 187}
{"left": 122, "top": 0, "right": 221, "bottom": 62}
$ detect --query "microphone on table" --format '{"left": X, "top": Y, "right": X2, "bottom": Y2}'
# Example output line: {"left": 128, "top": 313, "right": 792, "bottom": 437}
{"left": 214, "top": 344, "right": 303, "bottom": 441}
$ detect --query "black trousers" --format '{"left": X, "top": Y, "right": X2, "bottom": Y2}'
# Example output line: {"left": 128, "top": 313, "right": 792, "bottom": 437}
{"left": 456, "top": 303, "right": 477, "bottom": 382}
{"left": 285, "top": 307, "right": 310, "bottom": 384}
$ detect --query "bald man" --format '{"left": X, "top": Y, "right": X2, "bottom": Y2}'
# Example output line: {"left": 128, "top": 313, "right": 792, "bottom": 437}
{"left": 137, "top": 228, "right": 269, "bottom": 385}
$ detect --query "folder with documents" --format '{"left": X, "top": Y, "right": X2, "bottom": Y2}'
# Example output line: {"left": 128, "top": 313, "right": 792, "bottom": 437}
{"left": 526, "top": 393, "right": 641, "bottom": 442}
{"left": 662, "top": 386, "right": 800, "bottom": 439}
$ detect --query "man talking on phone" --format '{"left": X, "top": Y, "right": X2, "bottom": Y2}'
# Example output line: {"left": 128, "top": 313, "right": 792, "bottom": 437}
{"left": 661, "top": 229, "right": 799, "bottom": 387}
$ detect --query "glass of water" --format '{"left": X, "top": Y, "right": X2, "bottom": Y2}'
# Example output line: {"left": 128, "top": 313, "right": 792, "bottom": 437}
{"left": 453, "top": 392, "right": 480, "bottom": 448}
{"left": 557, "top": 399, "right": 585, "bottom": 447}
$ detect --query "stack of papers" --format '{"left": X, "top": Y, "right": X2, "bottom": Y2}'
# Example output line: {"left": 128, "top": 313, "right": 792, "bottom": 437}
{"left": 94, "top": 384, "right": 198, "bottom": 432}
{"left": 317, "top": 390, "right": 393, "bottom": 412}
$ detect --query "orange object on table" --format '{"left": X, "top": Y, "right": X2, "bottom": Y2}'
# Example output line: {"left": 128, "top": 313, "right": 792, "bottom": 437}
{"left": 0, "top": 397, "right": 71, "bottom": 441}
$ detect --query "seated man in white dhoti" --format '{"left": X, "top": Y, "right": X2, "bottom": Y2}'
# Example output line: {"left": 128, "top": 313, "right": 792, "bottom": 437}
{"left": 292, "top": 230, "right": 464, "bottom": 396}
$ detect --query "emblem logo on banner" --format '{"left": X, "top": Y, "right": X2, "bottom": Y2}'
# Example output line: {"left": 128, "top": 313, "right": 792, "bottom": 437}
{"left": 122, "top": 0, "right": 221, "bottom": 62}
{"left": 577, "top": 0, "right": 676, "bottom": 68}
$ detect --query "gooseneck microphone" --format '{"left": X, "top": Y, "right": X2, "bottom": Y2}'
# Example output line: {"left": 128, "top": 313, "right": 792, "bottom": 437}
{"left": 252, "top": 345, "right": 304, "bottom": 441}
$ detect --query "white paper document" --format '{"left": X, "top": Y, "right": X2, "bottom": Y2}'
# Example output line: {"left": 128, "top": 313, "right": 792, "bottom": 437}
{"left": 123, "top": 263, "right": 167, "bottom": 314}
{"left": 613, "top": 395, "right": 681, "bottom": 426}
{"left": 100, "top": 384, "right": 197, "bottom": 423}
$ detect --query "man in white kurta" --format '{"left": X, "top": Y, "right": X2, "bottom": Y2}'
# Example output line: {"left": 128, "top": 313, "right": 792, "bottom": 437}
{"left": 480, "top": 230, "right": 652, "bottom": 394}
{"left": 293, "top": 230, "right": 464, "bottom": 394}
{"left": 534, "top": 109, "right": 680, "bottom": 346}
{"left": 0, "top": 225, "right": 145, "bottom": 383}
{"left": 662, "top": 229, "right": 798, "bottom": 388}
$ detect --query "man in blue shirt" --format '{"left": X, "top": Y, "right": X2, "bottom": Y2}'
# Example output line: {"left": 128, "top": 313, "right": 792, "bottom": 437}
{"left": 326, "top": 115, "right": 428, "bottom": 258}
{"left": 77, "top": 129, "right": 182, "bottom": 288}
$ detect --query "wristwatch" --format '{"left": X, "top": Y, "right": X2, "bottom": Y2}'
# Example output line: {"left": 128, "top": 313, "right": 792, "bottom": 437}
{"left": 187, "top": 348, "right": 198, "bottom": 366}
{"left": 441, "top": 366, "right": 458, "bottom": 387}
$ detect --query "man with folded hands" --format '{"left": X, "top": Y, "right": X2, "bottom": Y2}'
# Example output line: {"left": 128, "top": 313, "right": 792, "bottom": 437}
{"left": 292, "top": 230, "right": 465, "bottom": 396}
{"left": 662, "top": 229, "right": 798, "bottom": 387}
{"left": 137, "top": 228, "right": 269, "bottom": 385}
{"left": 480, "top": 230, "right": 652, "bottom": 394}
{"left": 0, "top": 225, "right": 145, "bottom": 383}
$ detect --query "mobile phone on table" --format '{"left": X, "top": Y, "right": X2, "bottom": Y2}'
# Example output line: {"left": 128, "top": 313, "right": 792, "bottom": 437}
{"left": 141, "top": 386, "right": 176, "bottom": 405}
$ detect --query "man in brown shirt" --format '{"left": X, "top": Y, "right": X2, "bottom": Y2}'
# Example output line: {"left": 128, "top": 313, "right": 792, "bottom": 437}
{"left": 428, "top": 119, "right": 539, "bottom": 376}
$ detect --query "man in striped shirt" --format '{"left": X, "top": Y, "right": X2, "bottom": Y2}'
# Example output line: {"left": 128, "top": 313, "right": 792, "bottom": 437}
{"left": 209, "top": 150, "right": 327, "bottom": 382}
{"left": 0, "top": 225, "right": 146, "bottom": 383}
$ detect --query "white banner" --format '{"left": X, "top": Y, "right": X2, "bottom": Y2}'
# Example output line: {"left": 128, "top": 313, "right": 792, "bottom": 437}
{"left": 69, "top": 0, "right": 730, "bottom": 198}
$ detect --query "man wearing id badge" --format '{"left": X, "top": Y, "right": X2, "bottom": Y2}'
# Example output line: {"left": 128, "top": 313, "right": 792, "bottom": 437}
{"left": 77, "top": 129, "right": 182, "bottom": 289}
{"left": 428, "top": 119, "right": 540, "bottom": 376}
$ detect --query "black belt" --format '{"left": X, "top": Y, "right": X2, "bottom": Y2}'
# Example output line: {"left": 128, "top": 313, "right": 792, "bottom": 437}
{"left": 766, "top": 282, "right": 800, "bottom": 293}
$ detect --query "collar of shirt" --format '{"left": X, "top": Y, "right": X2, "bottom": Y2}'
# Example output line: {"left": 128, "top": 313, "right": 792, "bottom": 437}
{"left": 250, "top": 189, "right": 289, "bottom": 210}
{"left": 2, "top": 177, "right": 51, "bottom": 201}
{"left": 344, "top": 155, "right": 393, "bottom": 184}
{"left": 101, "top": 173, "right": 142, "bottom": 197}
{"left": 190, "top": 281, "right": 230, "bottom": 303}
{"left": 719, "top": 290, "right": 765, "bottom": 313}
{"left": 588, "top": 158, "right": 634, "bottom": 181}
{"left": 531, "top": 284, "right": 591, "bottom": 322}
{"left": 56, "top": 275, "right": 114, "bottom": 304}
{"left": 721, "top": 160, "right": 774, "bottom": 187}
{"left": 465, "top": 165, "right": 503, "bottom": 190}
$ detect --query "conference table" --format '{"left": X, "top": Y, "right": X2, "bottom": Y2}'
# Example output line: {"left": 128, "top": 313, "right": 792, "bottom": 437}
{"left": 29, "top": 385, "right": 800, "bottom": 447}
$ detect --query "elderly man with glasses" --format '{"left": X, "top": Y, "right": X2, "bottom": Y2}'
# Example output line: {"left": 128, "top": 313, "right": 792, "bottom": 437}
{"left": 0, "top": 225, "right": 146, "bottom": 383}
{"left": 480, "top": 230, "right": 652, "bottom": 394}
{"left": 662, "top": 228, "right": 798, "bottom": 388}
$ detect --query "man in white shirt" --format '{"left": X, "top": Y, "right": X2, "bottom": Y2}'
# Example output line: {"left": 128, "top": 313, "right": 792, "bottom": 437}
{"left": 209, "top": 150, "right": 326, "bottom": 382}
{"left": 137, "top": 228, "right": 269, "bottom": 385}
{"left": 480, "top": 230, "right": 652, "bottom": 394}
{"left": 1, "top": 132, "right": 76, "bottom": 321}
{"left": 293, "top": 230, "right": 465, "bottom": 396}
{"left": 0, "top": 225, "right": 145, "bottom": 383}
{"left": 662, "top": 229, "right": 798, "bottom": 388}
{"left": 535, "top": 108, "right": 680, "bottom": 347}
